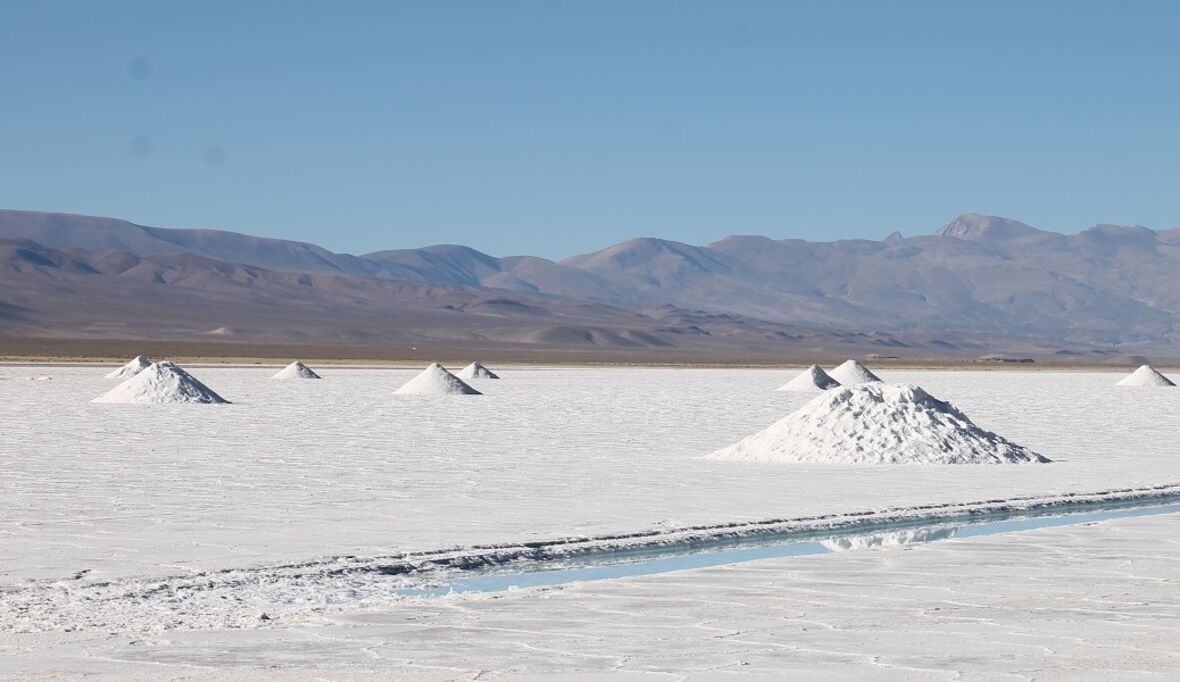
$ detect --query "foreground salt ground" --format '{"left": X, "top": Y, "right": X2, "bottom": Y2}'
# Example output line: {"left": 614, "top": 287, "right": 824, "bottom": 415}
{"left": 2, "top": 512, "right": 1177, "bottom": 679}
{"left": 2, "top": 366, "right": 1178, "bottom": 588}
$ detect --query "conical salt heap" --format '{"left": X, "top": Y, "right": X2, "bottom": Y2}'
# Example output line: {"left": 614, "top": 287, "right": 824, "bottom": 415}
{"left": 105, "top": 355, "right": 152, "bottom": 380}
{"left": 456, "top": 362, "right": 499, "bottom": 380}
{"left": 711, "top": 383, "right": 1048, "bottom": 465}
{"left": 272, "top": 361, "right": 321, "bottom": 380}
{"left": 93, "top": 361, "right": 229, "bottom": 405}
{"left": 827, "top": 359, "right": 881, "bottom": 385}
{"left": 777, "top": 365, "right": 841, "bottom": 392}
{"left": 1115, "top": 365, "right": 1175, "bottom": 387}
{"left": 394, "top": 363, "right": 481, "bottom": 396}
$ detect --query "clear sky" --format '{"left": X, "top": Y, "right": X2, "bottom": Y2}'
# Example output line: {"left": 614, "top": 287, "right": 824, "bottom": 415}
{"left": 2, "top": 0, "right": 1178, "bottom": 258}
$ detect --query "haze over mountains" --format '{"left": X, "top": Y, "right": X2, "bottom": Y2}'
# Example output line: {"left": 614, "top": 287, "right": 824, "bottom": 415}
{"left": 2, "top": 209, "right": 1178, "bottom": 359}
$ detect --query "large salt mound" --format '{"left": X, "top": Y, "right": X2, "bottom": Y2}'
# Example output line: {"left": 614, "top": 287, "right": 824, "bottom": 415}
{"left": 1115, "top": 365, "right": 1175, "bottom": 387}
{"left": 777, "top": 365, "right": 840, "bottom": 392}
{"left": 105, "top": 355, "right": 152, "bottom": 379}
{"left": 93, "top": 361, "right": 229, "bottom": 405}
{"left": 828, "top": 359, "right": 881, "bottom": 385}
{"left": 394, "top": 363, "right": 481, "bottom": 396}
{"left": 456, "top": 361, "right": 499, "bottom": 380}
{"left": 710, "top": 383, "right": 1048, "bottom": 465}
{"left": 272, "top": 361, "right": 321, "bottom": 380}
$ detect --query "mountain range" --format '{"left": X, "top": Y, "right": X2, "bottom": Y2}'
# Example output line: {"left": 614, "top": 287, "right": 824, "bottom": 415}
{"left": 2, "top": 209, "right": 1178, "bottom": 360}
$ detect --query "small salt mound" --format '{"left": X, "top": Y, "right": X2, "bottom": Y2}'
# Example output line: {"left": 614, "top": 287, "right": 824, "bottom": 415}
{"left": 710, "top": 383, "right": 1048, "bottom": 465}
{"left": 272, "top": 361, "right": 321, "bottom": 380}
{"left": 394, "top": 363, "right": 481, "bottom": 396}
{"left": 456, "top": 362, "right": 499, "bottom": 380}
{"left": 106, "top": 355, "right": 152, "bottom": 379}
{"left": 93, "top": 361, "right": 229, "bottom": 405}
{"left": 1115, "top": 364, "right": 1175, "bottom": 387}
{"left": 828, "top": 359, "right": 881, "bottom": 385}
{"left": 777, "top": 365, "right": 840, "bottom": 392}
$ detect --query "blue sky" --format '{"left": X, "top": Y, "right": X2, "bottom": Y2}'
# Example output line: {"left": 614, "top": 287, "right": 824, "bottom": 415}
{"left": 2, "top": 0, "right": 1179, "bottom": 258}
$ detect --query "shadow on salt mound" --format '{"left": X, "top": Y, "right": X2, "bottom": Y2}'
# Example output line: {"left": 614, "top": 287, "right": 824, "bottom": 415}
{"left": 827, "top": 359, "right": 881, "bottom": 385}
{"left": 711, "top": 383, "right": 1048, "bottom": 465}
{"left": 777, "top": 365, "right": 840, "bottom": 392}
{"left": 106, "top": 355, "right": 151, "bottom": 379}
{"left": 456, "top": 361, "right": 498, "bottom": 380}
{"left": 273, "top": 361, "right": 321, "bottom": 380}
{"left": 821, "top": 526, "right": 957, "bottom": 552}
{"left": 1115, "top": 365, "right": 1175, "bottom": 387}
{"left": 92, "top": 361, "right": 229, "bottom": 405}
{"left": 395, "top": 363, "right": 481, "bottom": 396}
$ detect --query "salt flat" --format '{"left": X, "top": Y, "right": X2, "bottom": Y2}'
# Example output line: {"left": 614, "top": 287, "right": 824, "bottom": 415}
{"left": 2, "top": 365, "right": 1178, "bottom": 677}
{"left": 1, "top": 365, "right": 1177, "bottom": 588}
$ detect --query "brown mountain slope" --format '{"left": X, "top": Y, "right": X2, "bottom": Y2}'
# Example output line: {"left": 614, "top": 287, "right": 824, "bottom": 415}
{"left": 2, "top": 209, "right": 1179, "bottom": 354}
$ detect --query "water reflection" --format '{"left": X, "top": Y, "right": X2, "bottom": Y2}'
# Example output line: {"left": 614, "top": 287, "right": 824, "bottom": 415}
{"left": 820, "top": 525, "right": 957, "bottom": 551}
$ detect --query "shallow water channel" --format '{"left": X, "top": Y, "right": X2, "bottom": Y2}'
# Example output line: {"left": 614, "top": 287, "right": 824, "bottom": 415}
{"left": 402, "top": 499, "right": 1180, "bottom": 597}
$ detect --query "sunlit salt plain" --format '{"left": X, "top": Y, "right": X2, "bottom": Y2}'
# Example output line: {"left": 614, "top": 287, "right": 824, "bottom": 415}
{"left": 2, "top": 365, "right": 1179, "bottom": 678}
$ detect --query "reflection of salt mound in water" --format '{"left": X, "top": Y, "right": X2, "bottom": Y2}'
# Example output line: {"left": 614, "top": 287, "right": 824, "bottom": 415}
{"left": 106, "top": 355, "right": 152, "bottom": 379}
{"left": 710, "top": 383, "right": 1049, "bottom": 464}
{"left": 93, "top": 361, "right": 229, "bottom": 404}
{"left": 272, "top": 361, "right": 321, "bottom": 380}
{"left": 828, "top": 359, "right": 881, "bottom": 385}
{"left": 456, "top": 362, "right": 499, "bottom": 380}
{"left": 777, "top": 365, "right": 840, "bottom": 392}
{"left": 1116, "top": 365, "right": 1175, "bottom": 387}
{"left": 394, "top": 363, "right": 481, "bottom": 396}
{"left": 821, "top": 526, "right": 958, "bottom": 551}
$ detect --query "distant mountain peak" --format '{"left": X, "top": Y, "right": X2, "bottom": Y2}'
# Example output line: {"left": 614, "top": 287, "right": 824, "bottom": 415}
{"left": 1083, "top": 223, "right": 1155, "bottom": 237}
{"left": 561, "top": 236, "right": 730, "bottom": 273}
{"left": 934, "top": 213, "right": 1049, "bottom": 241}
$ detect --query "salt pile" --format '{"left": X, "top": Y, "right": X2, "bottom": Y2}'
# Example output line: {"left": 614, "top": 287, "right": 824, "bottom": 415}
{"left": 1115, "top": 365, "right": 1175, "bottom": 387}
{"left": 105, "top": 355, "right": 152, "bottom": 379}
{"left": 272, "top": 361, "right": 321, "bottom": 380}
{"left": 394, "top": 363, "right": 481, "bottom": 396}
{"left": 828, "top": 359, "right": 881, "bottom": 385}
{"left": 710, "top": 383, "right": 1048, "bottom": 465}
{"left": 777, "top": 365, "right": 840, "bottom": 392}
{"left": 456, "top": 361, "right": 499, "bottom": 380}
{"left": 92, "top": 361, "right": 229, "bottom": 405}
